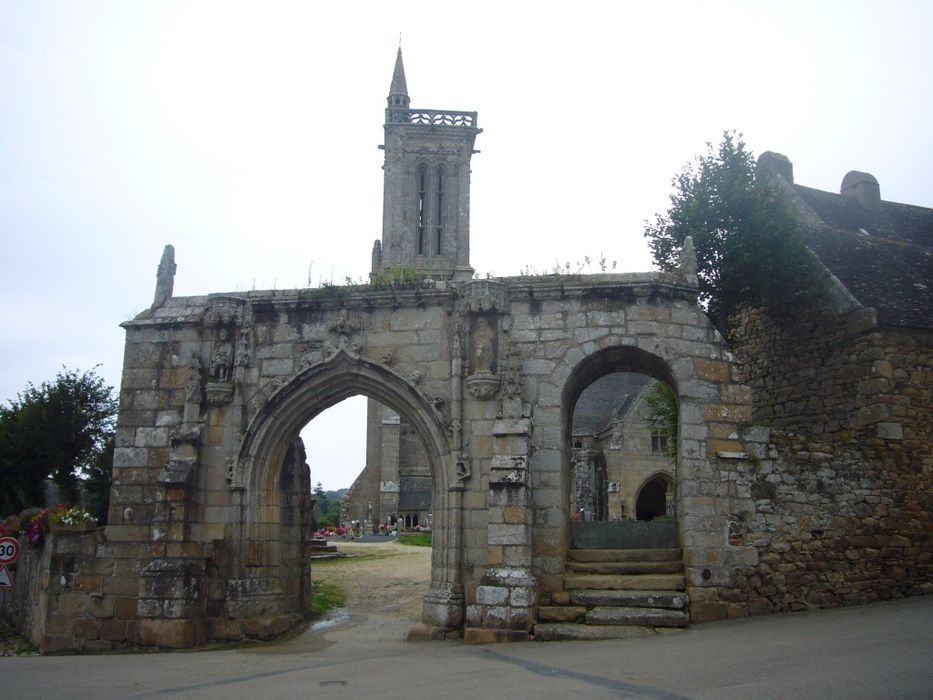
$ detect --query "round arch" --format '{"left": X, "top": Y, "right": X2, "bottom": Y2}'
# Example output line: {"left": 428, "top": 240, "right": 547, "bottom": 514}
{"left": 557, "top": 343, "right": 686, "bottom": 551}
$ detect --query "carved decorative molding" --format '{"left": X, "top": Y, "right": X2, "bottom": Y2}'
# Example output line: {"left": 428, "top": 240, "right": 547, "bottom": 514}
{"left": 466, "top": 371, "right": 500, "bottom": 400}
{"left": 205, "top": 382, "right": 234, "bottom": 406}
{"left": 457, "top": 279, "right": 508, "bottom": 314}
{"left": 387, "top": 108, "right": 478, "bottom": 127}
{"left": 325, "top": 310, "right": 364, "bottom": 359}
{"left": 205, "top": 296, "right": 246, "bottom": 326}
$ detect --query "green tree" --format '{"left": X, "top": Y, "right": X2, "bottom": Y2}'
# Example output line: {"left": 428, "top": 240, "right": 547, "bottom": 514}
{"left": 0, "top": 367, "right": 117, "bottom": 513}
{"left": 310, "top": 482, "right": 340, "bottom": 530}
{"left": 643, "top": 381, "right": 678, "bottom": 462}
{"left": 83, "top": 432, "right": 115, "bottom": 524}
{"left": 644, "top": 131, "right": 822, "bottom": 333}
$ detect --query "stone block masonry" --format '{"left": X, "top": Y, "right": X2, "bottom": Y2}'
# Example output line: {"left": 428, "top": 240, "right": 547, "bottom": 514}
{"left": 7, "top": 270, "right": 928, "bottom": 650}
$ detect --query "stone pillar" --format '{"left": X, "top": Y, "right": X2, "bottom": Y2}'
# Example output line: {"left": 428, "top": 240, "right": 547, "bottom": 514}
{"left": 136, "top": 558, "right": 208, "bottom": 648}
{"left": 421, "top": 485, "right": 465, "bottom": 634}
{"left": 465, "top": 417, "right": 538, "bottom": 643}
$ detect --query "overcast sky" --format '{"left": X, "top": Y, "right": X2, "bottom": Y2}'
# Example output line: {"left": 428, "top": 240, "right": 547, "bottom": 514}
{"left": 2, "top": 1, "right": 931, "bottom": 490}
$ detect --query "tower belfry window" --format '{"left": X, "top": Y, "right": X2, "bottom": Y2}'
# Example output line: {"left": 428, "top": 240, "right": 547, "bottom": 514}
{"left": 417, "top": 166, "right": 427, "bottom": 256}
{"left": 435, "top": 168, "right": 444, "bottom": 255}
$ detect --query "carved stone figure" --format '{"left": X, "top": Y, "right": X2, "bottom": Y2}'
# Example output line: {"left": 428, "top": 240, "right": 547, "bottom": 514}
{"left": 211, "top": 329, "right": 233, "bottom": 383}
{"left": 472, "top": 317, "right": 494, "bottom": 374}
{"left": 678, "top": 235, "right": 698, "bottom": 282}
{"left": 455, "top": 453, "right": 471, "bottom": 485}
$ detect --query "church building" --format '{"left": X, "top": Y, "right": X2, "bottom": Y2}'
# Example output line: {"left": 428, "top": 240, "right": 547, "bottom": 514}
{"left": 346, "top": 49, "right": 482, "bottom": 531}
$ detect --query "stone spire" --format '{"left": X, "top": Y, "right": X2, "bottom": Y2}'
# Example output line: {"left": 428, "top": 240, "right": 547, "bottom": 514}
{"left": 378, "top": 49, "right": 480, "bottom": 281}
{"left": 387, "top": 48, "right": 410, "bottom": 112}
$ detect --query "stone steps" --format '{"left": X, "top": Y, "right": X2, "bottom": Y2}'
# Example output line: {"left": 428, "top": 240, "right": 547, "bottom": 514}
{"left": 570, "top": 589, "right": 688, "bottom": 609}
{"left": 587, "top": 605, "right": 689, "bottom": 627}
{"left": 534, "top": 547, "right": 689, "bottom": 641}
{"left": 566, "top": 560, "right": 683, "bottom": 575}
{"left": 568, "top": 548, "right": 682, "bottom": 563}
{"left": 562, "top": 573, "right": 686, "bottom": 591}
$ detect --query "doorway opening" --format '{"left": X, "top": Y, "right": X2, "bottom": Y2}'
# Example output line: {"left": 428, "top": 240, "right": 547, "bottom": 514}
{"left": 562, "top": 346, "right": 679, "bottom": 550}
{"left": 570, "top": 372, "right": 677, "bottom": 524}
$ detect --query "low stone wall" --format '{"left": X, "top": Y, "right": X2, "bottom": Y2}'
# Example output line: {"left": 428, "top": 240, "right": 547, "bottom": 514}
{"left": 744, "top": 431, "right": 931, "bottom": 612}
{"left": 690, "top": 424, "right": 933, "bottom": 622}
{"left": 2, "top": 534, "right": 50, "bottom": 645}
{"left": 1, "top": 527, "right": 109, "bottom": 653}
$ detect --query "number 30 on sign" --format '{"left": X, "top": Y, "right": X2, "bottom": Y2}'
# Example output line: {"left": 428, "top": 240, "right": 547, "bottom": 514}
{"left": 0, "top": 536, "right": 20, "bottom": 565}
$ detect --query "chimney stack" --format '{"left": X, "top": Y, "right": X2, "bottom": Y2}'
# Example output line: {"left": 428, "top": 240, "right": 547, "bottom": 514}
{"left": 757, "top": 151, "right": 794, "bottom": 183}
{"left": 841, "top": 170, "right": 881, "bottom": 211}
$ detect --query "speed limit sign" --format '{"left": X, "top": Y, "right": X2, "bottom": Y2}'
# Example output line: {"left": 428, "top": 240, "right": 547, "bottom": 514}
{"left": 0, "top": 536, "right": 20, "bottom": 565}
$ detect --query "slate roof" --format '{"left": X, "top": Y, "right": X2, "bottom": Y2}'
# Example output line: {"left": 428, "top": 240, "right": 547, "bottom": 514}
{"left": 572, "top": 372, "right": 651, "bottom": 436}
{"left": 792, "top": 185, "right": 933, "bottom": 329}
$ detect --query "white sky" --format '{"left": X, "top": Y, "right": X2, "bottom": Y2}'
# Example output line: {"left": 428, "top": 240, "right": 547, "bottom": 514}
{"left": 2, "top": 1, "right": 931, "bottom": 490}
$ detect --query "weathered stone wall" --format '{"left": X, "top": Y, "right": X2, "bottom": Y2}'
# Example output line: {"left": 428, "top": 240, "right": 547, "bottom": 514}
{"left": 732, "top": 307, "right": 931, "bottom": 460}
{"left": 719, "top": 306, "right": 933, "bottom": 617}
{"left": 16, "top": 271, "right": 772, "bottom": 649}
{"left": 493, "top": 275, "right": 755, "bottom": 626}
{"left": 0, "top": 528, "right": 124, "bottom": 653}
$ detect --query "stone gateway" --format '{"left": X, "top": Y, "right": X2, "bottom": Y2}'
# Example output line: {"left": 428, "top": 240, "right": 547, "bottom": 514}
{"left": 6, "top": 51, "right": 928, "bottom": 652}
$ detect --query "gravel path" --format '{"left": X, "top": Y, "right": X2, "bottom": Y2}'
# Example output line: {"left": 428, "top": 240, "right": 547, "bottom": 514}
{"left": 297, "top": 540, "right": 433, "bottom": 645}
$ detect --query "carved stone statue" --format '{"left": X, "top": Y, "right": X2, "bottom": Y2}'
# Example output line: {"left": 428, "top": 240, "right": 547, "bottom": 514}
{"left": 472, "top": 318, "right": 494, "bottom": 374}
{"left": 211, "top": 329, "right": 233, "bottom": 383}
{"left": 678, "top": 235, "right": 698, "bottom": 283}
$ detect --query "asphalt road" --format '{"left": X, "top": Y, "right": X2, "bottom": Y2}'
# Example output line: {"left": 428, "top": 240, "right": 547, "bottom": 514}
{"left": 2, "top": 595, "right": 931, "bottom": 699}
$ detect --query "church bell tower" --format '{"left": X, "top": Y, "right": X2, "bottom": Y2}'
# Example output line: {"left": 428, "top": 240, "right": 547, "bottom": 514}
{"left": 373, "top": 49, "right": 481, "bottom": 281}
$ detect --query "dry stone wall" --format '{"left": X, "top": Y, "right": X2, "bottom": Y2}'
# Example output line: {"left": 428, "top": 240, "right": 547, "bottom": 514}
{"left": 722, "top": 306, "right": 933, "bottom": 617}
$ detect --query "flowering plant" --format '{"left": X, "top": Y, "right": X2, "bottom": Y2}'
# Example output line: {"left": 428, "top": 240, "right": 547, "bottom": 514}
{"left": 54, "top": 505, "right": 96, "bottom": 527}
{"left": 0, "top": 504, "right": 97, "bottom": 547}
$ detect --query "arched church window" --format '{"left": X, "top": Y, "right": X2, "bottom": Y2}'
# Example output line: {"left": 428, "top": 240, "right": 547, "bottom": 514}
{"left": 417, "top": 165, "right": 428, "bottom": 256}
{"left": 435, "top": 166, "right": 445, "bottom": 255}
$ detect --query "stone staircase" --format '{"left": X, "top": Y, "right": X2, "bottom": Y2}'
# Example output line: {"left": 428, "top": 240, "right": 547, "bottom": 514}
{"left": 534, "top": 548, "right": 689, "bottom": 641}
{"left": 309, "top": 537, "right": 344, "bottom": 560}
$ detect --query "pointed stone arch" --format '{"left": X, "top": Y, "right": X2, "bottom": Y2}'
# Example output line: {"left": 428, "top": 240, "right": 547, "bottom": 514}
{"left": 634, "top": 470, "right": 675, "bottom": 521}
{"left": 227, "top": 349, "right": 462, "bottom": 629}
